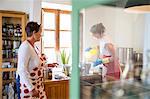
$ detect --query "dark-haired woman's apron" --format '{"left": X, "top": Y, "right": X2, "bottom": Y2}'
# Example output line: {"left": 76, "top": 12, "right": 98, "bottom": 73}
{"left": 19, "top": 56, "right": 47, "bottom": 99}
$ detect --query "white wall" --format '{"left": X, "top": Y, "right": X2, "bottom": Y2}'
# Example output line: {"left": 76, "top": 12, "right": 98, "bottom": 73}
{"left": 0, "top": 0, "right": 41, "bottom": 23}
{"left": 83, "top": 5, "right": 145, "bottom": 52}
{"left": 43, "top": 0, "right": 71, "bottom": 5}
{"left": 32, "top": 0, "right": 42, "bottom": 23}
{"left": 132, "top": 14, "right": 145, "bottom": 52}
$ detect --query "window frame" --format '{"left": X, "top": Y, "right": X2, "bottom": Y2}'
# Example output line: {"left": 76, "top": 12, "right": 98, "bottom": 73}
{"left": 41, "top": 8, "right": 71, "bottom": 62}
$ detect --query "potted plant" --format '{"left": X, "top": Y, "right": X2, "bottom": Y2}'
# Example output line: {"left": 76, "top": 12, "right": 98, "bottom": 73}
{"left": 60, "top": 49, "right": 70, "bottom": 76}
{"left": 60, "top": 49, "right": 70, "bottom": 65}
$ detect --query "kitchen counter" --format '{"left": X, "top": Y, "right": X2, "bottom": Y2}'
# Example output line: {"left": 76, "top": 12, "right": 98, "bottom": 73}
{"left": 44, "top": 79, "right": 69, "bottom": 99}
{"left": 80, "top": 75, "right": 150, "bottom": 99}
{"left": 44, "top": 74, "right": 150, "bottom": 99}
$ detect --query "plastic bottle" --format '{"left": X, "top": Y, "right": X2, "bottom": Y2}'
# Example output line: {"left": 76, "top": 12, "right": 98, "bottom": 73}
{"left": 8, "top": 83, "right": 14, "bottom": 99}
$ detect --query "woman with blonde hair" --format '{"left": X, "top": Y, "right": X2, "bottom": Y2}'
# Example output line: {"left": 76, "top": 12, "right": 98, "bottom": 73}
{"left": 90, "top": 23, "right": 121, "bottom": 80}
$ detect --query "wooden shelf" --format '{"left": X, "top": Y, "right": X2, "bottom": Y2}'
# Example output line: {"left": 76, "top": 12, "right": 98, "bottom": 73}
{"left": 3, "top": 79, "right": 16, "bottom": 85}
{"left": 2, "top": 68, "right": 17, "bottom": 72}
{"left": 3, "top": 58, "right": 17, "bottom": 62}
{"left": 2, "top": 35, "right": 22, "bottom": 38}
{"left": 3, "top": 58, "right": 17, "bottom": 63}
{"left": 2, "top": 37, "right": 22, "bottom": 41}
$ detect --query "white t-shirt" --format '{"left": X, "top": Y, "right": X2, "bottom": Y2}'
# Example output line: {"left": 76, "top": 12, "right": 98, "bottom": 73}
{"left": 16, "top": 40, "right": 40, "bottom": 91}
{"left": 99, "top": 34, "right": 113, "bottom": 56}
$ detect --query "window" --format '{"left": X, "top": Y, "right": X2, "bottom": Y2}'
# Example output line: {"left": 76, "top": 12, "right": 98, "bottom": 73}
{"left": 42, "top": 8, "right": 72, "bottom": 64}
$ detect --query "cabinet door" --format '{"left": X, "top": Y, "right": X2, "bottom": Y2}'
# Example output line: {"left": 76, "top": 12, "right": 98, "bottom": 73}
{"left": 44, "top": 80, "right": 69, "bottom": 99}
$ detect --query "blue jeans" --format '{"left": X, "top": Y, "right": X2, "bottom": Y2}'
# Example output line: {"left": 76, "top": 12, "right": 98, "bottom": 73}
{"left": 16, "top": 75, "right": 20, "bottom": 99}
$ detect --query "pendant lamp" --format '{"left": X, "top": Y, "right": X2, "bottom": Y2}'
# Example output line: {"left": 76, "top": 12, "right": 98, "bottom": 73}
{"left": 124, "top": 0, "right": 150, "bottom": 13}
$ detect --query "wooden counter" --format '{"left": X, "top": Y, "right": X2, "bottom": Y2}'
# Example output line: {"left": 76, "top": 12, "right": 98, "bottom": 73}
{"left": 44, "top": 79, "right": 69, "bottom": 99}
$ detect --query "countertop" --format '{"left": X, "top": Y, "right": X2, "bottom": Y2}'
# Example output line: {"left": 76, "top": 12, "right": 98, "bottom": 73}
{"left": 44, "top": 77, "right": 70, "bottom": 84}
{"left": 80, "top": 75, "right": 150, "bottom": 99}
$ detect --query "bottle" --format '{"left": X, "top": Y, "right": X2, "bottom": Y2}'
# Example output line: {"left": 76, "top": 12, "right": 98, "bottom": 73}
{"left": 2, "top": 50, "right": 6, "bottom": 58}
{"left": 16, "top": 24, "right": 22, "bottom": 36}
{"left": 48, "top": 68, "right": 52, "bottom": 80}
{"left": 8, "top": 83, "right": 14, "bottom": 99}
{"left": 13, "top": 41, "right": 17, "bottom": 49}
{"left": 99, "top": 67, "right": 103, "bottom": 83}
{"left": 2, "top": 23, "right": 7, "bottom": 34}
{"left": 3, "top": 85, "right": 8, "bottom": 99}
{"left": 9, "top": 24, "right": 14, "bottom": 36}
{"left": 43, "top": 68, "right": 47, "bottom": 80}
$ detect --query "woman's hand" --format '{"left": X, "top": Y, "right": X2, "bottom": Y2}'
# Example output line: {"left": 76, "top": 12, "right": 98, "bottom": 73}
{"left": 31, "top": 89, "right": 39, "bottom": 98}
{"left": 93, "top": 59, "right": 103, "bottom": 67}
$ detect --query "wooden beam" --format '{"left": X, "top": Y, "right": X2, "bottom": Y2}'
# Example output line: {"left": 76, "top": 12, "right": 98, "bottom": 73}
{"left": 55, "top": 10, "right": 60, "bottom": 51}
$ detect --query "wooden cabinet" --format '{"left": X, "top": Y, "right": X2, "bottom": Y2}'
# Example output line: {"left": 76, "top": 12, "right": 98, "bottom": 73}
{"left": 44, "top": 79, "right": 69, "bottom": 99}
{"left": 0, "top": 10, "right": 27, "bottom": 98}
